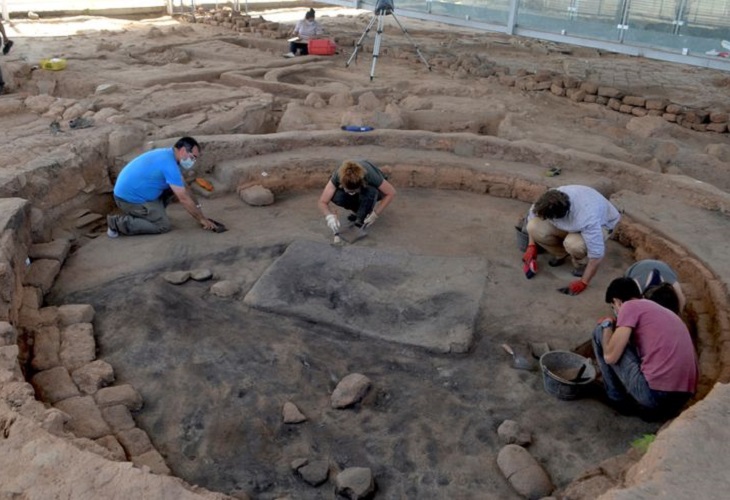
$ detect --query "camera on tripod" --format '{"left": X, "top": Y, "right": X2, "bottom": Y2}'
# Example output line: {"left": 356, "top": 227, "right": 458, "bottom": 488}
{"left": 375, "top": 0, "right": 394, "bottom": 15}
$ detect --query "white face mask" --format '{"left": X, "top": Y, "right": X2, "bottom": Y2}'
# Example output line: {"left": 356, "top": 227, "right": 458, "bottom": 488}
{"left": 180, "top": 156, "right": 196, "bottom": 170}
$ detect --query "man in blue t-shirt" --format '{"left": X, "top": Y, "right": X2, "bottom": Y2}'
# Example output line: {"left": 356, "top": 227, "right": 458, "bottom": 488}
{"left": 107, "top": 136, "right": 216, "bottom": 237}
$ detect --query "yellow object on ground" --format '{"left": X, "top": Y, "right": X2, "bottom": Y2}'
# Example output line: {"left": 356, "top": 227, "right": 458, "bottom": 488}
{"left": 40, "top": 58, "right": 67, "bottom": 71}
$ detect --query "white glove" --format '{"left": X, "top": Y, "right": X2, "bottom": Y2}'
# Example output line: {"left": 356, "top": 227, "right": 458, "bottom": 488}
{"left": 325, "top": 214, "right": 340, "bottom": 233}
{"left": 364, "top": 211, "right": 379, "bottom": 226}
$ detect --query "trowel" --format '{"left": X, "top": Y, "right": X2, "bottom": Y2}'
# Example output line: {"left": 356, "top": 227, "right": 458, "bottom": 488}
{"left": 501, "top": 343, "right": 537, "bottom": 371}
{"left": 336, "top": 223, "right": 369, "bottom": 244}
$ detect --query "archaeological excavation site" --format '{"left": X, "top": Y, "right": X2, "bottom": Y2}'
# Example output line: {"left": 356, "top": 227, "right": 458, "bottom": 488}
{"left": 1, "top": 4, "right": 730, "bottom": 499}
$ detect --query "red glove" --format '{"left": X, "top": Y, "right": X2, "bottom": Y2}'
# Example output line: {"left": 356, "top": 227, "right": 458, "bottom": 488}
{"left": 522, "top": 243, "right": 538, "bottom": 263}
{"left": 567, "top": 279, "right": 588, "bottom": 295}
{"left": 523, "top": 258, "right": 538, "bottom": 279}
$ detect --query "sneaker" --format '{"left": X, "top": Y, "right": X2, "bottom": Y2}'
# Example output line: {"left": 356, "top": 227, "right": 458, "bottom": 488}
{"left": 107, "top": 227, "right": 119, "bottom": 238}
{"left": 548, "top": 255, "right": 569, "bottom": 267}
{"left": 2, "top": 40, "right": 12, "bottom": 56}
{"left": 282, "top": 52, "right": 296, "bottom": 58}
{"left": 572, "top": 265, "right": 586, "bottom": 277}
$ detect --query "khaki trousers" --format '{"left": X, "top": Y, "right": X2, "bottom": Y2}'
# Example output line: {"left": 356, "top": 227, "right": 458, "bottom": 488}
{"left": 526, "top": 218, "right": 608, "bottom": 266}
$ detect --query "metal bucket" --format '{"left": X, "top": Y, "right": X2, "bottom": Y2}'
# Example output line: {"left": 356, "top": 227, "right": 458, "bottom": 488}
{"left": 539, "top": 350, "right": 596, "bottom": 400}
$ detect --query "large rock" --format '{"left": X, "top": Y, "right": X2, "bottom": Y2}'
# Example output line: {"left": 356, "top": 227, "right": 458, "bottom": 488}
{"left": 59, "top": 323, "right": 96, "bottom": 371}
{"left": 497, "top": 444, "right": 554, "bottom": 499}
{"left": 331, "top": 373, "right": 371, "bottom": 409}
{"left": 54, "top": 395, "right": 111, "bottom": 439}
{"left": 335, "top": 467, "right": 375, "bottom": 499}
{"left": 31, "top": 366, "right": 80, "bottom": 403}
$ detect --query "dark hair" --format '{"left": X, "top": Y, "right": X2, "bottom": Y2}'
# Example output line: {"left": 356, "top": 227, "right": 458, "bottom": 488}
{"left": 605, "top": 277, "right": 641, "bottom": 304}
{"left": 644, "top": 283, "right": 680, "bottom": 315}
{"left": 533, "top": 189, "right": 570, "bottom": 220}
{"left": 305, "top": 8, "right": 315, "bottom": 19}
{"left": 174, "top": 136, "right": 200, "bottom": 153}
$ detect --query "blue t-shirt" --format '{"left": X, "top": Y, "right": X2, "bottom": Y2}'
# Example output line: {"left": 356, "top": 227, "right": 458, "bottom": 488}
{"left": 113, "top": 148, "right": 185, "bottom": 203}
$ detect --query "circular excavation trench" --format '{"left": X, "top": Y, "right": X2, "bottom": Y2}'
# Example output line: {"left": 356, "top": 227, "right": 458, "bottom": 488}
{"left": 3, "top": 11, "right": 730, "bottom": 500}
{"left": 41, "top": 138, "right": 722, "bottom": 499}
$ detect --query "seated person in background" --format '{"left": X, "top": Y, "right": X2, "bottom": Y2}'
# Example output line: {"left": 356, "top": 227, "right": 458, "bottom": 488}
{"left": 624, "top": 259, "right": 686, "bottom": 315}
{"left": 592, "top": 277, "right": 698, "bottom": 421}
{"left": 283, "top": 8, "right": 324, "bottom": 58}
{"left": 318, "top": 159, "right": 396, "bottom": 235}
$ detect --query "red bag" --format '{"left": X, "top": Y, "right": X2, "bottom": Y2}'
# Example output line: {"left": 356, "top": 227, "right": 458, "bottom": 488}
{"left": 308, "top": 38, "right": 337, "bottom": 56}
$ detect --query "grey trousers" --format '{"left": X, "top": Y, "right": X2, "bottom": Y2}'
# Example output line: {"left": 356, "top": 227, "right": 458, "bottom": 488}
{"left": 110, "top": 195, "right": 172, "bottom": 235}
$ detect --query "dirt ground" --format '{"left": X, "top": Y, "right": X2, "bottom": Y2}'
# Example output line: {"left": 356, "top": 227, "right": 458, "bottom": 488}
{"left": 4, "top": 6, "right": 729, "bottom": 499}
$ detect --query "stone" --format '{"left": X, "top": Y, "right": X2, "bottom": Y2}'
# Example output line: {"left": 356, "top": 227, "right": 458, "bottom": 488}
{"left": 31, "top": 325, "right": 61, "bottom": 371}
{"left": 239, "top": 185, "right": 275, "bottom": 206}
{"left": 95, "top": 83, "right": 119, "bottom": 95}
{"left": 497, "top": 444, "right": 554, "bottom": 499}
{"left": 71, "top": 359, "right": 115, "bottom": 395}
{"left": 329, "top": 92, "right": 355, "bottom": 108}
{"left": 22, "top": 259, "right": 62, "bottom": 294}
{"left": 597, "top": 86, "right": 623, "bottom": 98}
{"left": 331, "top": 373, "right": 372, "bottom": 409}
{"left": 28, "top": 239, "right": 71, "bottom": 263}
{"left": 304, "top": 92, "right": 326, "bottom": 108}
{"left": 59, "top": 323, "right": 96, "bottom": 371}
{"left": 335, "top": 467, "right": 375, "bottom": 499}
{"left": 497, "top": 420, "right": 532, "bottom": 446}
{"left": 162, "top": 271, "right": 191, "bottom": 285}
{"left": 357, "top": 92, "right": 381, "bottom": 111}
{"left": 31, "top": 366, "right": 80, "bottom": 404}
{"left": 21, "top": 286, "right": 43, "bottom": 310}
{"left": 0, "top": 321, "right": 17, "bottom": 346}
{"left": 282, "top": 401, "right": 307, "bottom": 424}
{"left": 623, "top": 95, "right": 646, "bottom": 107}
{"left": 189, "top": 268, "right": 213, "bottom": 281}
{"left": 705, "top": 143, "right": 730, "bottom": 162}
{"left": 54, "top": 395, "right": 112, "bottom": 439}
{"left": 133, "top": 448, "right": 172, "bottom": 475}
{"left": 100, "top": 404, "right": 136, "bottom": 432}
{"left": 210, "top": 280, "right": 238, "bottom": 298}
{"left": 107, "top": 126, "right": 146, "bottom": 158}
{"left": 58, "top": 304, "right": 95, "bottom": 326}
{"left": 95, "top": 435, "right": 127, "bottom": 461}
{"left": 40, "top": 407, "right": 70, "bottom": 436}
{"left": 296, "top": 459, "right": 329, "bottom": 486}
{"left": 116, "top": 427, "right": 153, "bottom": 456}
{"left": 95, "top": 384, "right": 143, "bottom": 411}
{"left": 0, "top": 345, "right": 22, "bottom": 382}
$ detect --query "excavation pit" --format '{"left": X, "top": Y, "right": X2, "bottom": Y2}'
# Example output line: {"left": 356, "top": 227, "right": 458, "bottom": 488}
{"left": 1, "top": 9, "right": 729, "bottom": 500}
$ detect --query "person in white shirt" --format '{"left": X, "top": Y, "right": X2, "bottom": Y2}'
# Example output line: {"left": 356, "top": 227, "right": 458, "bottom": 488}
{"left": 521, "top": 185, "right": 621, "bottom": 295}
{"left": 283, "top": 8, "right": 324, "bottom": 58}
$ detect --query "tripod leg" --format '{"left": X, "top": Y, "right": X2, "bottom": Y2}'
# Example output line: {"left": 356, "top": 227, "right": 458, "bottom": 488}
{"left": 346, "top": 15, "right": 378, "bottom": 68}
{"left": 390, "top": 13, "right": 432, "bottom": 72}
{"left": 370, "top": 13, "right": 385, "bottom": 81}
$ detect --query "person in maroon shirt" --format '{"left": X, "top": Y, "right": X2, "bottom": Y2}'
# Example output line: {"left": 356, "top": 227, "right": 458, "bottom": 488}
{"left": 591, "top": 277, "right": 698, "bottom": 420}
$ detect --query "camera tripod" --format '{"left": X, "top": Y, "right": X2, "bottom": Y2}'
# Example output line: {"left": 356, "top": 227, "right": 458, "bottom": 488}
{"left": 346, "top": 6, "right": 431, "bottom": 81}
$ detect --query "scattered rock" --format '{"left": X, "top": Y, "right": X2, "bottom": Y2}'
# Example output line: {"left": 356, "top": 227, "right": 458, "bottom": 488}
{"left": 71, "top": 359, "right": 115, "bottom": 395}
{"left": 210, "top": 280, "right": 238, "bottom": 298}
{"left": 190, "top": 268, "right": 213, "bottom": 281}
{"left": 335, "top": 467, "right": 375, "bottom": 499}
{"left": 497, "top": 444, "right": 554, "bottom": 499}
{"left": 162, "top": 271, "right": 191, "bottom": 285}
{"left": 296, "top": 459, "right": 329, "bottom": 486}
{"left": 239, "top": 185, "right": 275, "bottom": 206}
{"left": 497, "top": 420, "right": 532, "bottom": 446}
{"left": 282, "top": 401, "right": 307, "bottom": 424}
{"left": 95, "top": 83, "right": 118, "bottom": 95}
{"left": 331, "top": 373, "right": 371, "bottom": 409}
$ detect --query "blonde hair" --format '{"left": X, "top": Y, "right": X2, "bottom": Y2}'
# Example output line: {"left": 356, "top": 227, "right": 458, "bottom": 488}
{"left": 338, "top": 160, "right": 366, "bottom": 190}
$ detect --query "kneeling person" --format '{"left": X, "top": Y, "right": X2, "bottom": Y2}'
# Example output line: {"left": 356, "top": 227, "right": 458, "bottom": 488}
{"left": 318, "top": 159, "right": 396, "bottom": 234}
{"left": 108, "top": 136, "right": 217, "bottom": 237}
{"left": 592, "top": 277, "right": 697, "bottom": 420}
